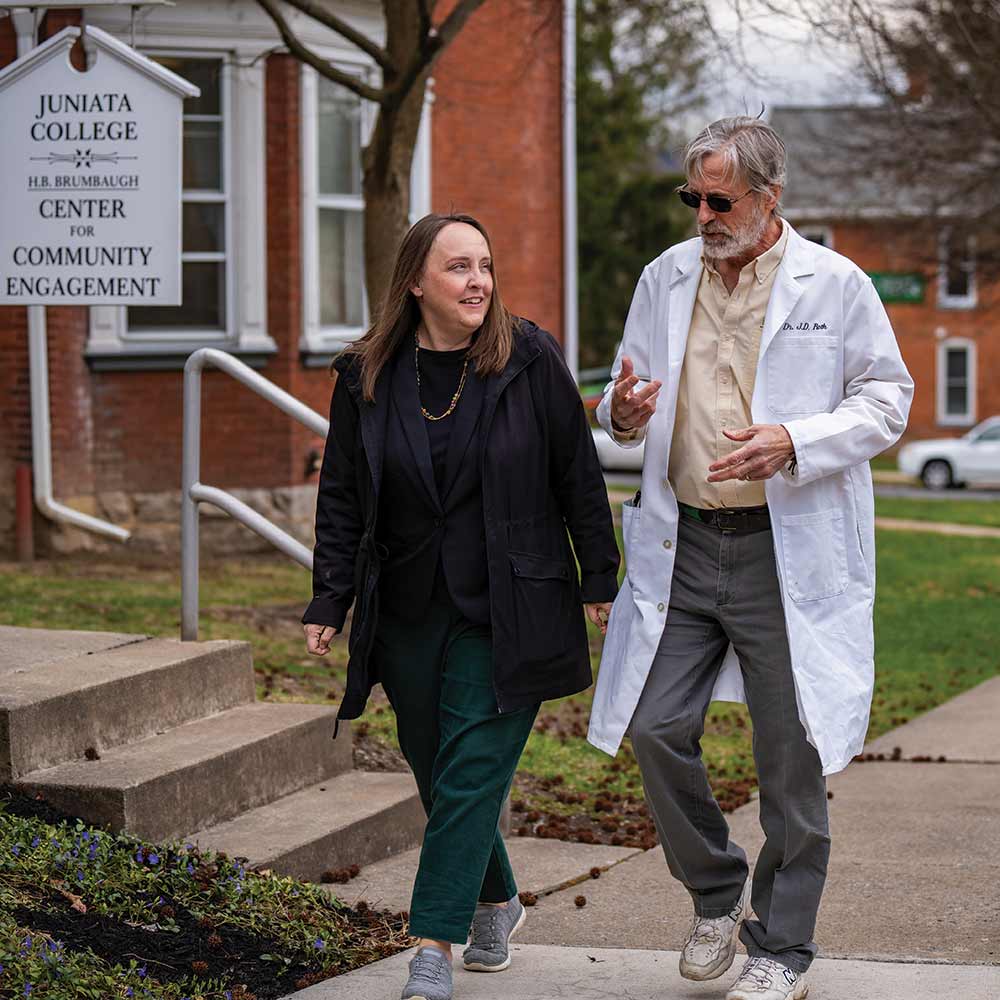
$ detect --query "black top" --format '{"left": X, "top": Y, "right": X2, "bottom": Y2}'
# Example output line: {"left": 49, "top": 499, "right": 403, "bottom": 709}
{"left": 416, "top": 344, "right": 471, "bottom": 492}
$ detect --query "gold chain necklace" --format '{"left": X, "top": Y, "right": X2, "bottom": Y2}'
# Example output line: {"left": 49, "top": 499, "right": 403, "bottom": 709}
{"left": 415, "top": 333, "right": 470, "bottom": 421}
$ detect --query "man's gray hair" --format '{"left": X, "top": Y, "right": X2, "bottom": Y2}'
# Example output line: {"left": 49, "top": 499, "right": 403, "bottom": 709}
{"left": 683, "top": 117, "right": 787, "bottom": 214}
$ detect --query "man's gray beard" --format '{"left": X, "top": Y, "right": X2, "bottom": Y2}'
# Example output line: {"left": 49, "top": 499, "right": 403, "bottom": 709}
{"left": 700, "top": 210, "right": 769, "bottom": 262}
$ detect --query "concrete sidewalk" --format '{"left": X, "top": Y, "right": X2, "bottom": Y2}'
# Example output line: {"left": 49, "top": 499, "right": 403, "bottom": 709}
{"left": 286, "top": 674, "right": 1000, "bottom": 998}
{"left": 287, "top": 944, "right": 1000, "bottom": 1000}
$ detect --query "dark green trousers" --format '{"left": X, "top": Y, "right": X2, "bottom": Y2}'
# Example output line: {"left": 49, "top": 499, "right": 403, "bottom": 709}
{"left": 375, "top": 584, "right": 538, "bottom": 943}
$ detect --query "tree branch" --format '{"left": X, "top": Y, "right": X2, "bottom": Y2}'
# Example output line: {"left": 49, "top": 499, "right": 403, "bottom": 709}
{"left": 383, "top": 0, "right": 487, "bottom": 105}
{"left": 256, "top": 0, "right": 386, "bottom": 103}
{"left": 434, "top": 0, "right": 489, "bottom": 52}
{"left": 280, "top": 0, "right": 396, "bottom": 73}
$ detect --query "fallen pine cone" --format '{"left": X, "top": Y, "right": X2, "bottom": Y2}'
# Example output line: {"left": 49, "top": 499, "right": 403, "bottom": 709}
{"left": 518, "top": 891, "right": 538, "bottom": 907}
{"left": 575, "top": 895, "right": 587, "bottom": 908}
{"left": 589, "top": 867, "right": 601, "bottom": 879}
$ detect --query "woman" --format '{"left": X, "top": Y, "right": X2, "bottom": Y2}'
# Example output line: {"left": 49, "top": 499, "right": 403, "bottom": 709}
{"left": 302, "top": 213, "right": 619, "bottom": 1000}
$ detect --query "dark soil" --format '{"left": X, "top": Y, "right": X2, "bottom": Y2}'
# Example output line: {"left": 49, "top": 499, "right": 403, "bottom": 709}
{"left": 12, "top": 892, "right": 318, "bottom": 998}
{"left": 1, "top": 788, "right": 410, "bottom": 997}
{"left": 8, "top": 887, "right": 409, "bottom": 999}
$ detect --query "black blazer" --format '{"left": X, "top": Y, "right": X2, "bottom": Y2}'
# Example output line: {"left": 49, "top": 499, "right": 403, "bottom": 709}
{"left": 377, "top": 343, "right": 490, "bottom": 623}
{"left": 303, "top": 320, "right": 620, "bottom": 721}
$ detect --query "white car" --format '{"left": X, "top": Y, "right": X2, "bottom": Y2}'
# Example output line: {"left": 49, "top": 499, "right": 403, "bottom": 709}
{"left": 592, "top": 425, "right": 645, "bottom": 472}
{"left": 897, "top": 416, "right": 1000, "bottom": 489}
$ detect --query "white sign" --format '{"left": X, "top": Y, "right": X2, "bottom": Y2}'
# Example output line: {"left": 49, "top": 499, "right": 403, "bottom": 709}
{"left": 0, "top": 26, "right": 199, "bottom": 305}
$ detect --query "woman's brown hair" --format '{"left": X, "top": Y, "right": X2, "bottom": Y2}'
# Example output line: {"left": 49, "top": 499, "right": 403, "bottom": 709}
{"left": 344, "top": 213, "right": 516, "bottom": 402}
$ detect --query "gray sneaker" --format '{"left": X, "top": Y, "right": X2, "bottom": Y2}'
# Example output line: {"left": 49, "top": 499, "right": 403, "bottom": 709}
{"left": 401, "top": 946, "right": 453, "bottom": 1000}
{"left": 462, "top": 895, "right": 526, "bottom": 972}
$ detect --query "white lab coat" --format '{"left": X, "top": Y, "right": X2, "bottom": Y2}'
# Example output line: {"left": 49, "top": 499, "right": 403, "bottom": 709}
{"left": 587, "top": 225, "right": 914, "bottom": 776}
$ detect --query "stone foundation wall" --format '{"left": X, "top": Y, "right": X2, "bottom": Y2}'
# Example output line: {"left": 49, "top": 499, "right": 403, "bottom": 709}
{"left": 36, "top": 484, "right": 319, "bottom": 558}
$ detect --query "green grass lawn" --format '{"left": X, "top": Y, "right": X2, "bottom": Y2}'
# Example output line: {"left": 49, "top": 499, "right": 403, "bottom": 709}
{"left": 3, "top": 515, "right": 998, "bottom": 812}
{"left": 875, "top": 495, "right": 1000, "bottom": 529}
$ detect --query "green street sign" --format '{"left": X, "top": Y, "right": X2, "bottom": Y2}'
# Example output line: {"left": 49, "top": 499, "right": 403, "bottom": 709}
{"left": 869, "top": 271, "right": 925, "bottom": 304}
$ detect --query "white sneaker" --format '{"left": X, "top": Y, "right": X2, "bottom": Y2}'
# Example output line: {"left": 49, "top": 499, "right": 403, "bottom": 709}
{"left": 678, "top": 879, "right": 751, "bottom": 981}
{"left": 726, "top": 956, "right": 808, "bottom": 1000}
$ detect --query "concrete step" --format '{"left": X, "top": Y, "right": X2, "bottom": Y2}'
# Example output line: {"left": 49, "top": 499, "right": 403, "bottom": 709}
{"left": 189, "top": 770, "right": 426, "bottom": 882}
{"left": 17, "top": 702, "right": 352, "bottom": 842}
{"left": 0, "top": 637, "right": 255, "bottom": 781}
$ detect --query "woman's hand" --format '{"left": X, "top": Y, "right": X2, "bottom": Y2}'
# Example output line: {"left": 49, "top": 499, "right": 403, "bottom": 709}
{"left": 304, "top": 623, "right": 340, "bottom": 656}
{"left": 585, "top": 602, "right": 614, "bottom": 636}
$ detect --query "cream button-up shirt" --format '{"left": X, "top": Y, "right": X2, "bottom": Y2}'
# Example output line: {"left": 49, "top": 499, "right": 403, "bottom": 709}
{"left": 668, "top": 219, "right": 790, "bottom": 509}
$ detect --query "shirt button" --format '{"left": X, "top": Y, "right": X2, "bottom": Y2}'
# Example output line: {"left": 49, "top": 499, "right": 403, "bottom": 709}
{"left": 662, "top": 539, "right": 672, "bottom": 549}
{"left": 657, "top": 602, "right": 665, "bottom": 612}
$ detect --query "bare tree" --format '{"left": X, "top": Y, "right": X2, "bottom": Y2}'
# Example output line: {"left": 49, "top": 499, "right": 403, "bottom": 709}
{"left": 725, "top": 0, "right": 1000, "bottom": 271}
{"left": 254, "top": 0, "right": 488, "bottom": 308}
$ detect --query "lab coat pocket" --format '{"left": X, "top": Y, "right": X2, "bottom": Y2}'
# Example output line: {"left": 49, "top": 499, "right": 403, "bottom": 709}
{"left": 621, "top": 499, "right": 641, "bottom": 587}
{"left": 780, "top": 508, "right": 848, "bottom": 602}
{"left": 767, "top": 335, "right": 839, "bottom": 415}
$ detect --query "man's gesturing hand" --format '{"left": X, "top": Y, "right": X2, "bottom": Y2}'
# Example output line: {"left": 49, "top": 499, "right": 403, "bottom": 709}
{"left": 707, "top": 425, "right": 796, "bottom": 483}
{"left": 610, "top": 356, "right": 661, "bottom": 432}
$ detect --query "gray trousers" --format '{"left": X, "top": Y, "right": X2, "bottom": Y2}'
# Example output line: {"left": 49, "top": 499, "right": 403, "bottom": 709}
{"left": 629, "top": 513, "right": 830, "bottom": 974}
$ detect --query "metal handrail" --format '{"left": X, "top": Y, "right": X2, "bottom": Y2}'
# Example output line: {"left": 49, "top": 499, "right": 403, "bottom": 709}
{"left": 181, "top": 348, "right": 328, "bottom": 640}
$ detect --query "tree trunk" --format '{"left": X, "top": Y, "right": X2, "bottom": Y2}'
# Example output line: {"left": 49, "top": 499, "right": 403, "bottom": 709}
{"left": 361, "top": 84, "right": 427, "bottom": 316}
{"left": 360, "top": 2, "right": 431, "bottom": 317}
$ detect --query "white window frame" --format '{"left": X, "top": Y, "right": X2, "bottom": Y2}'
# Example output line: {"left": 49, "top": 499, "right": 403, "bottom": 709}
{"left": 938, "top": 229, "right": 977, "bottom": 309}
{"left": 936, "top": 337, "right": 977, "bottom": 427}
{"left": 129, "top": 50, "right": 232, "bottom": 342}
{"left": 300, "top": 64, "right": 432, "bottom": 358}
{"left": 86, "top": 36, "right": 274, "bottom": 367}
{"left": 799, "top": 225, "right": 834, "bottom": 250}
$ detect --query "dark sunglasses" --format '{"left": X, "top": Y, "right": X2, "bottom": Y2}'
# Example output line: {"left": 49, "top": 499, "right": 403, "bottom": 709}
{"left": 677, "top": 188, "right": 753, "bottom": 213}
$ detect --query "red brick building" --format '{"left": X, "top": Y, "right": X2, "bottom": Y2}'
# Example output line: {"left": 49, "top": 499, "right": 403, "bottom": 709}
{"left": 0, "top": 1, "right": 571, "bottom": 558}
{"left": 772, "top": 106, "right": 999, "bottom": 446}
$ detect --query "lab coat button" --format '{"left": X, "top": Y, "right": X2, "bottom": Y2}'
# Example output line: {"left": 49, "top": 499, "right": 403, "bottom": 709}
{"left": 662, "top": 539, "right": 672, "bottom": 549}
{"left": 657, "top": 602, "right": 665, "bottom": 612}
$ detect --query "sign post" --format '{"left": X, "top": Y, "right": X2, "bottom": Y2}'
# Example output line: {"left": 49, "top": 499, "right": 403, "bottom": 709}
{"left": 0, "top": 15, "right": 197, "bottom": 547}
{"left": 0, "top": 25, "right": 199, "bottom": 305}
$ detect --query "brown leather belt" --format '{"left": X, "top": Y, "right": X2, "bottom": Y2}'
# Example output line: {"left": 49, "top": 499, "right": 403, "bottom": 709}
{"left": 677, "top": 502, "right": 771, "bottom": 532}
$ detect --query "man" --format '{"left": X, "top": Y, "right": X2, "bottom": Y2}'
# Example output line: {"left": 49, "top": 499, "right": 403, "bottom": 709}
{"left": 588, "top": 117, "right": 913, "bottom": 1000}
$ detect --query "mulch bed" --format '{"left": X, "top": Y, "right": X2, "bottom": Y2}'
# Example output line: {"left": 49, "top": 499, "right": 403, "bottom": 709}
{"left": 1, "top": 788, "right": 408, "bottom": 998}
{"left": 11, "top": 892, "right": 317, "bottom": 999}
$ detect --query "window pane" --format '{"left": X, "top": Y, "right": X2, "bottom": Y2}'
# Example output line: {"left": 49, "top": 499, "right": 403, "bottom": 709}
{"left": 947, "top": 262, "right": 970, "bottom": 298}
{"left": 318, "top": 79, "right": 362, "bottom": 196}
{"left": 155, "top": 57, "right": 222, "bottom": 116}
{"left": 183, "top": 202, "right": 225, "bottom": 253}
{"left": 319, "top": 208, "right": 364, "bottom": 327}
{"left": 946, "top": 384, "right": 968, "bottom": 414}
{"left": 183, "top": 121, "right": 222, "bottom": 191}
{"left": 945, "top": 234, "right": 971, "bottom": 298}
{"left": 946, "top": 348, "right": 968, "bottom": 380}
{"left": 130, "top": 262, "right": 226, "bottom": 330}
